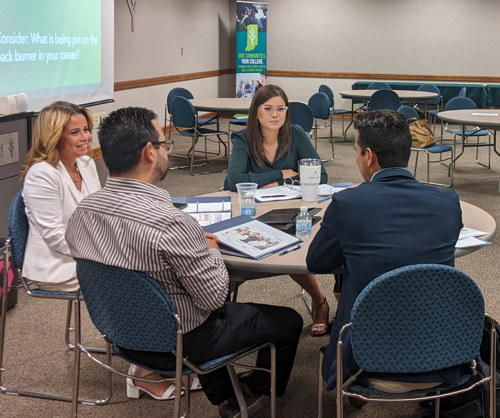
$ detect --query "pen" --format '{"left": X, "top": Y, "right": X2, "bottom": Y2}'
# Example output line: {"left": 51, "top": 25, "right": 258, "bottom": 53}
{"left": 261, "top": 195, "right": 286, "bottom": 198}
{"left": 317, "top": 196, "right": 331, "bottom": 203}
{"left": 279, "top": 244, "right": 301, "bottom": 256}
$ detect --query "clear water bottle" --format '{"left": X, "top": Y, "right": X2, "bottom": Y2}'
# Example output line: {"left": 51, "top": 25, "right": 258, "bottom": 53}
{"left": 241, "top": 195, "right": 256, "bottom": 217}
{"left": 296, "top": 205, "right": 312, "bottom": 239}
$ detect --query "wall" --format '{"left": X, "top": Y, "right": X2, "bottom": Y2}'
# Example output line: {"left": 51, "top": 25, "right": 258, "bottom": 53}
{"left": 91, "top": 0, "right": 500, "bottom": 121}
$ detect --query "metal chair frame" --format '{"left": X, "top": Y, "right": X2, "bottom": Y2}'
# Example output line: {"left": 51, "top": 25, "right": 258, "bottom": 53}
{"left": 398, "top": 106, "right": 454, "bottom": 188}
{"left": 170, "top": 96, "right": 230, "bottom": 175}
{"left": 0, "top": 190, "right": 105, "bottom": 404}
{"left": 308, "top": 92, "right": 334, "bottom": 161}
{"left": 72, "top": 260, "right": 276, "bottom": 418}
{"left": 443, "top": 97, "right": 492, "bottom": 169}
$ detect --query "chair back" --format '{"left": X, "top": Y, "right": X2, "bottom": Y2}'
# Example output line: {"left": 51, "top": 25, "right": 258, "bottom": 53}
{"left": 7, "top": 189, "right": 28, "bottom": 269}
{"left": 318, "top": 85, "right": 334, "bottom": 107}
{"left": 289, "top": 101, "right": 314, "bottom": 133}
{"left": 369, "top": 90, "right": 400, "bottom": 111}
{"left": 76, "top": 259, "right": 178, "bottom": 352}
{"left": 350, "top": 264, "right": 484, "bottom": 374}
{"left": 308, "top": 92, "right": 330, "bottom": 120}
{"left": 445, "top": 96, "right": 477, "bottom": 111}
{"left": 367, "top": 82, "right": 391, "bottom": 90}
{"left": 172, "top": 96, "right": 197, "bottom": 129}
{"left": 167, "top": 87, "right": 194, "bottom": 115}
{"left": 397, "top": 105, "right": 420, "bottom": 121}
{"left": 416, "top": 84, "right": 441, "bottom": 106}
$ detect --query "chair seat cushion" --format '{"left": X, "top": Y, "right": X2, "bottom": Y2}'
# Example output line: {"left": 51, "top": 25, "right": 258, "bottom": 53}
{"left": 447, "top": 129, "right": 489, "bottom": 137}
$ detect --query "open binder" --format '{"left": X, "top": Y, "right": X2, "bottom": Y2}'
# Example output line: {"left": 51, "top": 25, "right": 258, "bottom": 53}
{"left": 204, "top": 215, "right": 301, "bottom": 259}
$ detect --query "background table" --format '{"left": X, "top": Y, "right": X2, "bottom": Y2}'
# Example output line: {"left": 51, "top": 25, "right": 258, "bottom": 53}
{"left": 339, "top": 89, "right": 439, "bottom": 138}
{"left": 437, "top": 109, "right": 500, "bottom": 164}
{"left": 190, "top": 98, "right": 252, "bottom": 114}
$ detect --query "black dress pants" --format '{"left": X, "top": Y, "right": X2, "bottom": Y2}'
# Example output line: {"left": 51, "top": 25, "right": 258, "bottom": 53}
{"left": 120, "top": 301, "right": 303, "bottom": 405}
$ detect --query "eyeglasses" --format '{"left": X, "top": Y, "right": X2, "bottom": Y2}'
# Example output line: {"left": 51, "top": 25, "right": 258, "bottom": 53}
{"left": 260, "top": 105, "right": 288, "bottom": 116}
{"left": 136, "top": 140, "right": 174, "bottom": 153}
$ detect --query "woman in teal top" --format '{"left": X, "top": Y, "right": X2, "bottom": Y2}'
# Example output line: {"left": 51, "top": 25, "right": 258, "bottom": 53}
{"left": 224, "top": 93, "right": 327, "bottom": 191}
{"left": 224, "top": 84, "right": 330, "bottom": 336}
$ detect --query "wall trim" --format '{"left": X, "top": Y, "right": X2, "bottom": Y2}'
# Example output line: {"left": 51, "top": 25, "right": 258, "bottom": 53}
{"left": 114, "top": 70, "right": 500, "bottom": 92}
{"left": 267, "top": 70, "right": 500, "bottom": 83}
{"left": 114, "top": 69, "right": 234, "bottom": 91}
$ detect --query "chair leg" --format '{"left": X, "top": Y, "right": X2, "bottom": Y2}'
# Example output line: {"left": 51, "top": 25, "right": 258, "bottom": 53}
{"left": 0, "top": 242, "right": 11, "bottom": 392}
{"left": 228, "top": 365, "right": 249, "bottom": 418}
{"left": 318, "top": 347, "right": 325, "bottom": 418}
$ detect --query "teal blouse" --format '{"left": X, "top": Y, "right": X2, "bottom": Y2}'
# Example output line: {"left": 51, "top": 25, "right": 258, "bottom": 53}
{"left": 224, "top": 124, "right": 328, "bottom": 191}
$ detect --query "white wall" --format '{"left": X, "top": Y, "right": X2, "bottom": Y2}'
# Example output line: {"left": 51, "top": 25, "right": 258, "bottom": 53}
{"left": 90, "top": 0, "right": 500, "bottom": 121}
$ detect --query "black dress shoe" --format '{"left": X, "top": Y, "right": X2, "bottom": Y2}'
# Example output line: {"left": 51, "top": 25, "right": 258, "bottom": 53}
{"left": 348, "top": 396, "right": 368, "bottom": 408}
{"left": 219, "top": 395, "right": 265, "bottom": 418}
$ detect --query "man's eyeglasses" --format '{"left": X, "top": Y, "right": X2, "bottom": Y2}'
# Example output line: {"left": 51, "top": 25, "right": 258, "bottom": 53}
{"left": 260, "top": 105, "right": 288, "bottom": 116}
{"left": 136, "top": 140, "right": 174, "bottom": 153}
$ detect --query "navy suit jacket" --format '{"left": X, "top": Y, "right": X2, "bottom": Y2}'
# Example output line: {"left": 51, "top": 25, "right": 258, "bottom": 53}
{"left": 306, "top": 168, "right": 463, "bottom": 390}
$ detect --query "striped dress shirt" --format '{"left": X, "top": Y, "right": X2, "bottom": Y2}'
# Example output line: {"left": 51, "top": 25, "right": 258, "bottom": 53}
{"left": 66, "top": 177, "right": 229, "bottom": 333}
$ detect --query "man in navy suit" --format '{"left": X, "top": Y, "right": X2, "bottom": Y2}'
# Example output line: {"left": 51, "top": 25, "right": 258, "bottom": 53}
{"left": 307, "top": 109, "right": 462, "bottom": 392}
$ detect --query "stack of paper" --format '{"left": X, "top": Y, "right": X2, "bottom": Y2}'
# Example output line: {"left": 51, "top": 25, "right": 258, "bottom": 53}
{"left": 172, "top": 196, "right": 232, "bottom": 226}
{"left": 455, "top": 227, "right": 491, "bottom": 249}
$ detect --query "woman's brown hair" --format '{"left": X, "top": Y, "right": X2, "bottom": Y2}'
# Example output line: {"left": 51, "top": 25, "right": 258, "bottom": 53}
{"left": 245, "top": 84, "right": 292, "bottom": 167}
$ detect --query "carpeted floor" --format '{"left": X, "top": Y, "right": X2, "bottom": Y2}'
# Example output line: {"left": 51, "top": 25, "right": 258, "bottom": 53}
{"left": 1, "top": 117, "right": 498, "bottom": 417}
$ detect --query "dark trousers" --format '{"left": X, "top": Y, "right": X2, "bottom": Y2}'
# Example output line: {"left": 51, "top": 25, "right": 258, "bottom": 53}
{"left": 120, "top": 301, "right": 303, "bottom": 405}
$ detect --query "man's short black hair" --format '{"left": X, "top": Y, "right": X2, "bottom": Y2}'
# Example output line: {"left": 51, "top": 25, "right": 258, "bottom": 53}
{"left": 353, "top": 109, "right": 412, "bottom": 168}
{"left": 99, "top": 107, "right": 158, "bottom": 175}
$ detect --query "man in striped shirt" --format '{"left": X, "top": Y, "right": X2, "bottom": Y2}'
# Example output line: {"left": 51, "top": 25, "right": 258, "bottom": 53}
{"left": 66, "top": 107, "right": 303, "bottom": 417}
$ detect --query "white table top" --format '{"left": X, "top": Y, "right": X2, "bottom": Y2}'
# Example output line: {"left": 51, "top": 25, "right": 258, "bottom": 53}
{"left": 340, "top": 89, "right": 439, "bottom": 101}
{"left": 205, "top": 192, "right": 497, "bottom": 276}
{"left": 437, "top": 109, "right": 500, "bottom": 130}
{"left": 190, "top": 98, "right": 252, "bottom": 114}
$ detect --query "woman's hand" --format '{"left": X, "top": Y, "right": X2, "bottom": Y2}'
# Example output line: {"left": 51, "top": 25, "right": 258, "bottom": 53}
{"left": 281, "top": 169, "right": 298, "bottom": 179}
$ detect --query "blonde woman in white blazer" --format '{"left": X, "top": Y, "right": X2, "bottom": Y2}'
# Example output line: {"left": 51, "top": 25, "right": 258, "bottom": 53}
{"left": 21, "top": 101, "right": 101, "bottom": 292}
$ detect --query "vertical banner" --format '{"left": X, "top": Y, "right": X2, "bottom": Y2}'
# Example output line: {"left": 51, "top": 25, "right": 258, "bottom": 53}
{"left": 236, "top": 2, "right": 267, "bottom": 98}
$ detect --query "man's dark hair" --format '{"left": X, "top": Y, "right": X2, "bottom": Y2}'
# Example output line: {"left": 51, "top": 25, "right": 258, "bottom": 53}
{"left": 98, "top": 107, "right": 158, "bottom": 175}
{"left": 353, "top": 109, "right": 412, "bottom": 168}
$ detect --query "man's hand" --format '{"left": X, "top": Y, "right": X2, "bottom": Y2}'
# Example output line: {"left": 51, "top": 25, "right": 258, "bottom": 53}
{"left": 206, "top": 232, "right": 221, "bottom": 249}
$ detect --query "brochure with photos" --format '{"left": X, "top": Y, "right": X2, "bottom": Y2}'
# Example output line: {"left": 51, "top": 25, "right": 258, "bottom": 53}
{"left": 204, "top": 215, "right": 301, "bottom": 259}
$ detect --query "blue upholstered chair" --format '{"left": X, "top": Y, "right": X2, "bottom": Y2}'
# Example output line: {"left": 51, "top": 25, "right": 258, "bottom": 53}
{"left": 308, "top": 92, "right": 334, "bottom": 160}
{"left": 368, "top": 90, "right": 400, "bottom": 111}
{"left": 444, "top": 96, "right": 492, "bottom": 168}
{"left": 289, "top": 101, "right": 314, "bottom": 136}
{"left": 72, "top": 260, "right": 276, "bottom": 418}
{"left": 165, "top": 87, "right": 218, "bottom": 140}
{"left": 398, "top": 105, "right": 453, "bottom": 188}
{"left": 318, "top": 264, "right": 496, "bottom": 418}
{"left": 0, "top": 189, "right": 105, "bottom": 403}
{"left": 367, "top": 82, "right": 391, "bottom": 91}
{"left": 356, "top": 82, "right": 393, "bottom": 113}
{"left": 171, "top": 96, "right": 230, "bottom": 175}
{"left": 414, "top": 84, "right": 443, "bottom": 133}
{"left": 319, "top": 85, "right": 350, "bottom": 141}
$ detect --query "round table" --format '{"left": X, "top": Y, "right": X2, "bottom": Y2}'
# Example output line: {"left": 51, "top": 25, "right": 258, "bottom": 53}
{"left": 340, "top": 89, "right": 439, "bottom": 102}
{"left": 190, "top": 98, "right": 252, "bottom": 114}
{"left": 437, "top": 109, "right": 500, "bottom": 163}
{"left": 213, "top": 192, "right": 496, "bottom": 277}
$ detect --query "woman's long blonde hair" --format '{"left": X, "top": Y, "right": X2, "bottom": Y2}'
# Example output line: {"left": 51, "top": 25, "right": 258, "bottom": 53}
{"left": 21, "top": 101, "right": 93, "bottom": 179}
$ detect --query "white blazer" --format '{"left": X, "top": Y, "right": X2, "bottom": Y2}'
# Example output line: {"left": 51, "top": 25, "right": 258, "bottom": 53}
{"left": 22, "top": 156, "right": 101, "bottom": 285}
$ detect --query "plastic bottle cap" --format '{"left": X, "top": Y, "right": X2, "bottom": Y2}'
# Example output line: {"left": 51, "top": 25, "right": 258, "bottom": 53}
{"left": 300, "top": 205, "right": 308, "bottom": 212}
